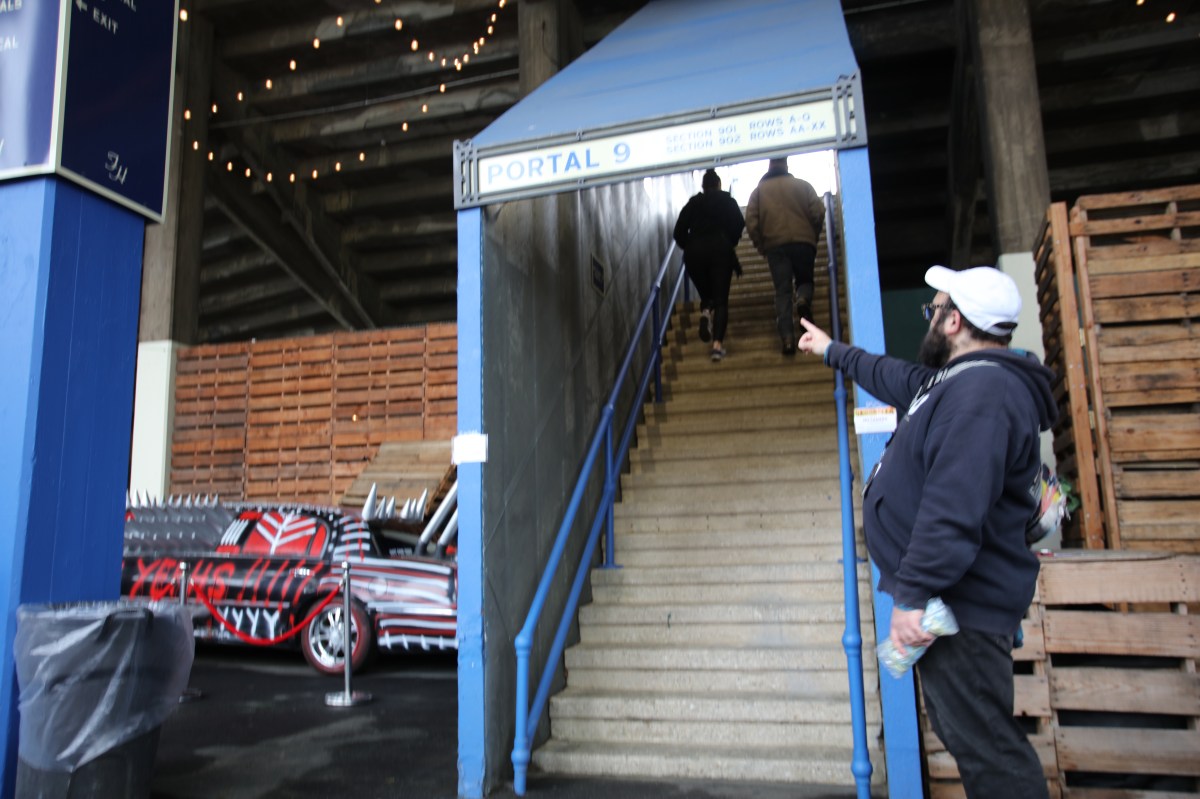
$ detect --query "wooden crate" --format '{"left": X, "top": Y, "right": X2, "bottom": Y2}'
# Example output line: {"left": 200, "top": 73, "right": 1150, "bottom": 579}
{"left": 168, "top": 324, "right": 457, "bottom": 505}
{"left": 1037, "top": 185, "right": 1200, "bottom": 551}
{"left": 922, "top": 553, "right": 1200, "bottom": 798}
{"left": 1069, "top": 186, "right": 1200, "bottom": 552}
{"left": 169, "top": 342, "right": 249, "bottom": 499}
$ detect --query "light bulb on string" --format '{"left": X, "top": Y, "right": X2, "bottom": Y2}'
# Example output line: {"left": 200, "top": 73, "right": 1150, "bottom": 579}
{"left": 289, "top": 59, "right": 297, "bottom": 71}
{"left": 487, "top": 25, "right": 493, "bottom": 34}
{"left": 439, "top": 83, "right": 446, "bottom": 92}
{"left": 184, "top": 108, "right": 191, "bottom": 120}
{"left": 244, "top": 167, "right": 251, "bottom": 178}
{"left": 402, "top": 122, "right": 409, "bottom": 131}
{"left": 463, "top": 53, "right": 470, "bottom": 63}
{"left": 491, "top": 13, "right": 497, "bottom": 22}
{"left": 428, "top": 52, "right": 436, "bottom": 61}
{"left": 499, "top": 0, "right": 505, "bottom": 8}
{"left": 208, "top": 151, "right": 214, "bottom": 161}
{"left": 180, "top": 9, "right": 188, "bottom": 21}
{"left": 226, "top": 161, "right": 233, "bottom": 172}
{"left": 266, "top": 172, "right": 273, "bottom": 182}
{"left": 335, "top": 161, "right": 342, "bottom": 172}
{"left": 359, "top": 152, "right": 366, "bottom": 162}
{"left": 237, "top": 91, "right": 244, "bottom": 102}
{"left": 289, "top": 173, "right": 296, "bottom": 183}
{"left": 422, "top": 103, "right": 428, "bottom": 113}
{"left": 411, "top": 39, "right": 419, "bottom": 51}
{"left": 265, "top": 78, "right": 273, "bottom": 90}
{"left": 1166, "top": 11, "right": 1176, "bottom": 21}
{"left": 192, "top": 140, "right": 199, "bottom": 150}
{"left": 313, "top": 38, "right": 320, "bottom": 49}
{"left": 211, "top": 102, "right": 218, "bottom": 114}
{"left": 441, "top": 58, "right": 447, "bottom": 66}
{"left": 336, "top": 16, "right": 343, "bottom": 26}
{"left": 311, "top": 169, "right": 318, "bottom": 180}
{"left": 395, "top": 19, "right": 403, "bottom": 30}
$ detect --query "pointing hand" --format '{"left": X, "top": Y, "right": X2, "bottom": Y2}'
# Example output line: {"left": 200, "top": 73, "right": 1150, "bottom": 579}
{"left": 797, "top": 317, "right": 832, "bottom": 358}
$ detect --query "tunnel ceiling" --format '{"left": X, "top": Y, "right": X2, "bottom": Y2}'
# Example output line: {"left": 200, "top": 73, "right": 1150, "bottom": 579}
{"left": 184, "top": 0, "right": 1200, "bottom": 343}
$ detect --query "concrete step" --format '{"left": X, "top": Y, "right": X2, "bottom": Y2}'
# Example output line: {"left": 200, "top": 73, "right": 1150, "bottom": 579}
{"left": 549, "top": 716, "right": 857, "bottom": 749}
{"left": 548, "top": 688, "right": 877, "bottom": 726}
{"left": 626, "top": 432, "right": 839, "bottom": 462}
{"left": 613, "top": 495, "right": 841, "bottom": 520}
{"left": 620, "top": 462, "right": 856, "bottom": 488}
{"left": 578, "top": 600, "right": 866, "bottom": 626}
{"left": 563, "top": 641, "right": 854, "bottom": 672}
{"left": 612, "top": 542, "right": 849, "bottom": 568}
{"left": 577, "top": 620, "right": 866, "bottom": 647}
{"left": 614, "top": 475, "right": 840, "bottom": 501}
{"left": 613, "top": 508, "right": 848, "bottom": 533}
{"left": 645, "top": 385, "right": 836, "bottom": 414}
{"left": 589, "top": 561, "right": 869, "bottom": 587}
{"left": 530, "top": 738, "right": 878, "bottom": 785}
{"left": 590, "top": 580, "right": 872, "bottom": 605}
{"left": 613, "top": 527, "right": 851, "bottom": 551}
{"left": 562, "top": 665, "right": 876, "bottom": 700}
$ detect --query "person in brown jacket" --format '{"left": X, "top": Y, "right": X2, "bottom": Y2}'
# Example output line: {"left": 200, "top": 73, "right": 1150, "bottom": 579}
{"left": 745, "top": 157, "right": 826, "bottom": 355}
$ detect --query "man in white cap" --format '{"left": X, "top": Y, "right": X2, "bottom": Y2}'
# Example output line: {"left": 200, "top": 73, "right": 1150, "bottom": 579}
{"left": 798, "top": 265, "right": 1055, "bottom": 799}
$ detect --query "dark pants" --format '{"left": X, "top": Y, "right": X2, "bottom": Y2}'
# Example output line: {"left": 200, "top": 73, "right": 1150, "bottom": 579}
{"left": 917, "top": 628, "right": 1049, "bottom": 799}
{"left": 765, "top": 242, "right": 816, "bottom": 345}
{"left": 684, "top": 242, "right": 736, "bottom": 342}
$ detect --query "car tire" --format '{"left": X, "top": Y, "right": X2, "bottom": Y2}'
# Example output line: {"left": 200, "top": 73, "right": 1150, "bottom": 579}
{"left": 301, "top": 596, "right": 374, "bottom": 676}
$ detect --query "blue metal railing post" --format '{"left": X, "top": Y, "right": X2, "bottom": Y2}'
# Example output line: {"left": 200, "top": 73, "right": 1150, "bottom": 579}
{"left": 511, "top": 244, "right": 685, "bottom": 795}
{"left": 652, "top": 299, "right": 663, "bottom": 403}
{"left": 824, "top": 192, "right": 872, "bottom": 798}
{"left": 602, "top": 420, "right": 617, "bottom": 568}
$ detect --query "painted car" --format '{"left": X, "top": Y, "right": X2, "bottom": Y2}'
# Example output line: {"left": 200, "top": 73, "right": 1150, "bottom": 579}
{"left": 121, "top": 496, "right": 457, "bottom": 675}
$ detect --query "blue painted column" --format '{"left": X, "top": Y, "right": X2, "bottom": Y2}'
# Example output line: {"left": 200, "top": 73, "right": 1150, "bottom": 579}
{"left": 456, "top": 207, "right": 486, "bottom": 799}
{"left": 837, "top": 148, "right": 924, "bottom": 799}
{"left": 0, "top": 177, "right": 145, "bottom": 797}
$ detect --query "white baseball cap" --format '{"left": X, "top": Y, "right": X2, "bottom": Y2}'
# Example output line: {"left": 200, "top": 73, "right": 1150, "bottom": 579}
{"left": 925, "top": 265, "right": 1021, "bottom": 336}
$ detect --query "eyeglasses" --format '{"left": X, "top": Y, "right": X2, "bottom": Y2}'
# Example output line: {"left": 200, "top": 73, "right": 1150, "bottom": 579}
{"left": 921, "top": 302, "right": 950, "bottom": 321}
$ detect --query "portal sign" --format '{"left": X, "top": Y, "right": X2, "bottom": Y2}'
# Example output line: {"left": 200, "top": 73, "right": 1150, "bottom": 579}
{"left": 462, "top": 96, "right": 850, "bottom": 206}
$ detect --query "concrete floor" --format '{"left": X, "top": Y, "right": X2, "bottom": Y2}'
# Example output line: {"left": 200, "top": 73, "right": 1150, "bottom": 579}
{"left": 150, "top": 645, "right": 872, "bottom": 799}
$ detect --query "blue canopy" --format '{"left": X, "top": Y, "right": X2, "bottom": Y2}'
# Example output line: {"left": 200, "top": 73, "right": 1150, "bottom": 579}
{"left": 473, "top": 0, "right": 860, "bottom": 148}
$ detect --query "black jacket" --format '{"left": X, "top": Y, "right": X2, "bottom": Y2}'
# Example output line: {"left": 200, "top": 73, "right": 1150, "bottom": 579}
{"left": 827, "top": 342, "right": 1056, "bottom": 635}
{"left": 673, "top": 189, "right": 745, "bottom": 256}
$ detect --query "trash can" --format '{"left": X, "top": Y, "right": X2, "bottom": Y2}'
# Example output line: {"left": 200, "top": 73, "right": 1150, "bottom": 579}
{"left": 13, "top": 599, "right": 194, "bottom": 799}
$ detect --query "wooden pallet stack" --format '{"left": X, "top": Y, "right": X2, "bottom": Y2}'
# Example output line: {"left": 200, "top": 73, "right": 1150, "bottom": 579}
{"left": 170, "top": 342, "right": 250, "bottom": 499}
{"left": 168, "top": 324, "right": 457, "bottom": 505}
{"left": 924, "top": 552, "right": 1200, "bottom": 798}
{"left": 1036, "top": 185, "right": 1200, "bottom": 551}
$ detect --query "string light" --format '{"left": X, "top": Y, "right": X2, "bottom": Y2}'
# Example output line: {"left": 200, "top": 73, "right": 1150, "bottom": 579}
{"left": 1166, "top": 11, "right": 1176, "bottom": 21}
{"left": 184, "top": 109, "right": 191, "bottom": 120}
{"left": 179, "top": 9, "right": 188, "bottom": 21}
{"left": 189, "top": 0, "right": 514, "bottom": 190}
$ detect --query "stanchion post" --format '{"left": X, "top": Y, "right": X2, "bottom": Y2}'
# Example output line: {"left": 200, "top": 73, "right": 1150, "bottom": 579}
{"left": 325, "top": 561, "right": 372, "bottom": 707}
{"left": 178, "top": 561, "right": 204, "bottom": 703}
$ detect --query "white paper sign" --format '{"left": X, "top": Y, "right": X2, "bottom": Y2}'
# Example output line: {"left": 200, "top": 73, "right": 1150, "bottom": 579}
{"left": 853, "top": 406, "right": 897, "bottom": 435}
{"left": 452, "top": 432, "right": 489, "bottom": 464}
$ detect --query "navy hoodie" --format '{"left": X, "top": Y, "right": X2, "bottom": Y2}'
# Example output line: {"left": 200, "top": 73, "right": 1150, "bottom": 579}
{"left": 826, "top": 342, "right": 1057, "bottom": 636}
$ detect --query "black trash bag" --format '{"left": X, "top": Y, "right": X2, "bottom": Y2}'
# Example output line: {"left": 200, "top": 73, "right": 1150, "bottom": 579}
{"left": 14, "top": 600, "right": 194, "bottom": 774}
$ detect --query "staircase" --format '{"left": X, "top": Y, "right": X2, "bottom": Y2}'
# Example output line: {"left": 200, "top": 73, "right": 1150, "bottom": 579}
{"left": 530, "top": 237, "right": 885, "bottom": 788}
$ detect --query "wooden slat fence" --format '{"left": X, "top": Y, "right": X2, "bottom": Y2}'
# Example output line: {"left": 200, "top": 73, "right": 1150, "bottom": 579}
{"left": 169, "top": 324, "right": 457, "bottom": 504}
{"left": 924, "top": 552, "right": 1200, "bottom": 799}
{"left": 1037, "top": 185, "right": 1200, "bottom": 551}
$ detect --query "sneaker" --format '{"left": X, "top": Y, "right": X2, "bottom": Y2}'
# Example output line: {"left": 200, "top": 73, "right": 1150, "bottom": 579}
{"left": 710, "top": 346, "right": 726, "bottom": 362}
{"left": 698, "top": 310, "right": 712, "bottom": 343}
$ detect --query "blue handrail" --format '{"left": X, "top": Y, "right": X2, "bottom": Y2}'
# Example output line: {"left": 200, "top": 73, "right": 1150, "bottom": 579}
{"left": 511, "top": 243, "right": 685, "bottom": 795}
{"left": 824, "top": 191, "right": 873, "bottom": 798}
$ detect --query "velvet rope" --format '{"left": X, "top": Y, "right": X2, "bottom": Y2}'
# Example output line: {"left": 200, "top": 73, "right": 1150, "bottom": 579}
{"left": 193, "top": 586, "right": 341, "bottom": 646}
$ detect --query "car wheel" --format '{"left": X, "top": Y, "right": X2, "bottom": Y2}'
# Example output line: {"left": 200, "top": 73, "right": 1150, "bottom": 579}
{"left": 301, "top": 597, "right": 374, "bottom": 675}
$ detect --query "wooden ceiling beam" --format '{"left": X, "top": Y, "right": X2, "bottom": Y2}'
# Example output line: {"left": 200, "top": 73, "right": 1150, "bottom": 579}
{"left": 239, "top": 33, "right": 518, "bottom": 106}
{"left": 257, "top": 78, "right": 518, "bottom": 144}
{"left": 217, "top": 0, "right": 504, "bottom": 59}
{"left": 323, "top": 176, "right": 453, "bottom": 215}
{"left": 207, "top": 168, "right": 362, "bottom": 330}
{"left": 359, "top": 244, "right": 457, "bottom": 275}
{"left": 342, "top": 214, "right": 458, "bottom": 246}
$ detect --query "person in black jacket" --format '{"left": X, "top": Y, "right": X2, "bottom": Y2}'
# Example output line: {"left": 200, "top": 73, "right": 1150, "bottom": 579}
{"left": 673, "top": 169, "right": 745, "bottom": 362}
{"left": 798, "top": 265, "right": 1054, "bottom": 799}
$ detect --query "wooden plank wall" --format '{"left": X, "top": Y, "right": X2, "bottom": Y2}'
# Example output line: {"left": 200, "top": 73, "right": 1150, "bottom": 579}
{"left": 1069, "top": 186, "right": 1200, "bottom": 552}
{"left": 923, "top": 553, "right": 1200, "bottom": 799}
{"left": 1036, "top": 185, "right": 1200, "bottom": 551}
{"left": 169, "top": 324, "right": 457, "bottom": 505}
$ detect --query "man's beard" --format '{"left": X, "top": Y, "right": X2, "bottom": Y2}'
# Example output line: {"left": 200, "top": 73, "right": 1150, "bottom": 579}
{"left": 918, "top": 325, "right": 951, "bottom": 368}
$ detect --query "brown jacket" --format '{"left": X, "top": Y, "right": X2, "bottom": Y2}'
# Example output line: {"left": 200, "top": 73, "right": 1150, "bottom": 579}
{"left": 745, "top": 171, "right": 825, "bottom": 253}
